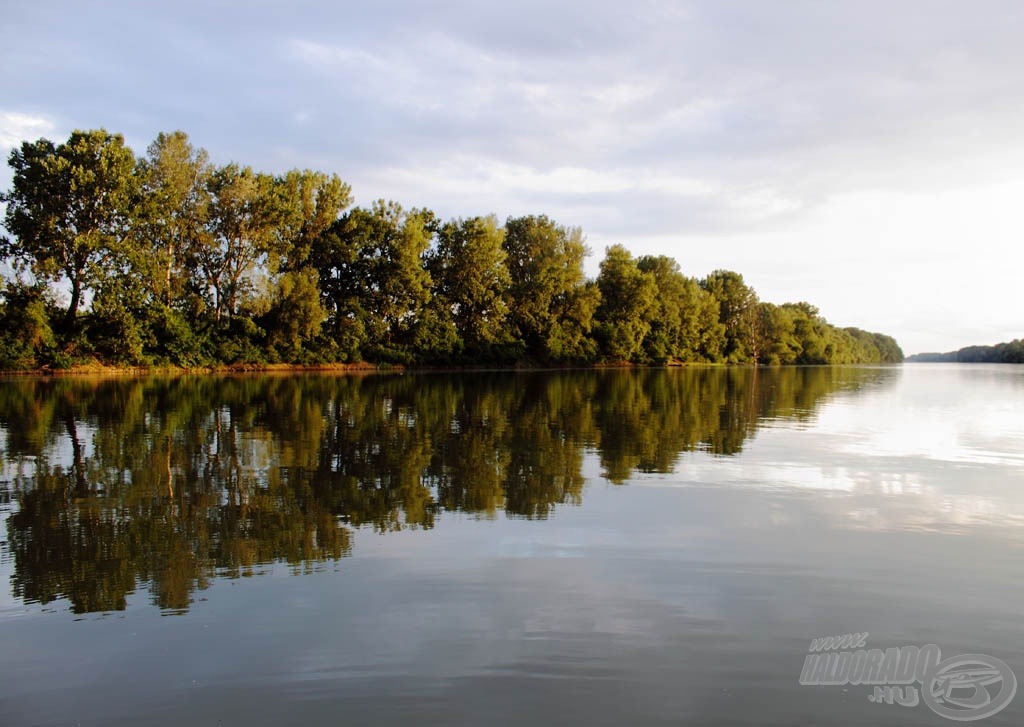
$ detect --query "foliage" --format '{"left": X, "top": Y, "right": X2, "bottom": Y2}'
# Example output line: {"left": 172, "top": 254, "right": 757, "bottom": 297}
{"left": 0, "top": 282, "right": 57, "bottom": 369}
{"left": 594, "top": 245, "right": 657, "bottom": 361}
{"left": 0, "top": 127, "right": 904, "bottom": 369}
{"left": 637, "top": 255, "right": 722, "bottom": 363}
{"left": 429, "top": 215, "right": 513, "bottom": 357}
{"left": 907, "top": 339, "right": 1021, "bottom": 363}
{"left": 700, "top": 270, "right": 758, "bottom": 362}
{"left": 2, "top": 130, "right": 137, "bottom": 330}
{"left": 134, "top": 131, "right": 212, "bottom": 307}
{"left": 503, "top": 215, "right": 598, "bottom": 363}
{"left": 262, "top": 268, "right": 327, "bottom": 362}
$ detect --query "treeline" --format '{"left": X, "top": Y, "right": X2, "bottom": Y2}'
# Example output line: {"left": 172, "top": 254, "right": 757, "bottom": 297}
{"left": 0, "top": 128, "right": 903, "bottom": 370}
{"left": 907, "top": 338, "right": 1024, "bottom": 363}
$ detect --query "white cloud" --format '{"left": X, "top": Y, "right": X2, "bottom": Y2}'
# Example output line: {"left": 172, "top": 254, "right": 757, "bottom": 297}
{"left": 0, "top": 111, "right": 55, "bottom": 151}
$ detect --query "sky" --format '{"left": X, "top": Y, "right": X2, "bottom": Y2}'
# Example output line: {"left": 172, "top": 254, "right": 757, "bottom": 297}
{"left": 2, "top": 0, "right": 1023, "bottom": 355}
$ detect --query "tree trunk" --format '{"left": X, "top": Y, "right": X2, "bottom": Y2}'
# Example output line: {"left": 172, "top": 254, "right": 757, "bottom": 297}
{"left": 64, "top": 275, "right": 82, "bottom": 330}
{"left": 165, "top": 239, "right": 174, "bottom": 306}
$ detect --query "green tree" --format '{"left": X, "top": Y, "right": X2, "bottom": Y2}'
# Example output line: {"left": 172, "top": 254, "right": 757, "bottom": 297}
{"left": 0, "top": 281, "right": 57, "bottom": 369}
{"left": 196, "top": 164, "right": 278, "bottom": 325}
{"left": 868, "top": 331, "right": 904, "bottom": 363}
{"left": 313, "top": 201, "right": 434, "bottom": 362}
{"left": 261, "top": 169, "right": 351, "bottom": 361}
{"left": 263, "top": 268, "right": 327, "bottom": 361}
{"left": 636, "top": 255, "right": 685, "bottom": 362}
{"left": 429, "top": 216, "right": 512, "bottom": 357}
{"left": 701, "top": 269, "right": 758, "bottom": 362}
{"left": 755, "top": 302, "right": 799, "bottom": 365}
{"left": 503, "top": 215, "right": 598, "bottom": 362}
{"left": 135, "top": 131, "right": 212, "bottom": 307}
{"left": 781, "top": 302, "right": 830, "bottom": 364}
{"left": 594, "top": 245, "right": 657, "bottom": 362}
{"left": 272, "top": 169, "right": 352, "bottom": 272}
{"left": 2, "top": 129, "right": 137, "bottom": 330}
{"left": 637, "top": 255, "right": 723, "bottom": 363}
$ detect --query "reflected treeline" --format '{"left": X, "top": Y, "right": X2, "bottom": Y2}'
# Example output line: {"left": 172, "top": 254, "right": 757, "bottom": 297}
{"left": 0, "top": 366, "right": 894, "bottom": 613}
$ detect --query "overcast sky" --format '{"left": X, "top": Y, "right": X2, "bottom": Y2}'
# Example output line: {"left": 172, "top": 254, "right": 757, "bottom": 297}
{"left": 2, "top": 0, "right": 1023, "bottom": 354}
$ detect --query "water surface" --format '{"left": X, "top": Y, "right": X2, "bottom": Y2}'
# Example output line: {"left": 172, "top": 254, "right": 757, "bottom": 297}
{"left": 1, "top": 365, "right": 1022, "bottom": 725}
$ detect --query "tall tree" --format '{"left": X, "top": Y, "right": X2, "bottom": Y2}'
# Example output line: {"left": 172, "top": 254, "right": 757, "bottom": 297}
{"left": 1, "top": 129, "right": 137, "bottom": 329}
{"left": 195, "top": 164, "right": 277, "bottom": 324}
{"left": 781, "top": 302, "right": 831, "bottom": 364}
{"left": 135, "top": 131, "right": 212, "bottom": 307}
{"left": 272, "top": 169, "right": 352, "bottom": 272}
{"left": 503, "top": 215, "right": 599, "bottom": 362}
{"left": 755, "top": 302, "right": 800, "bottom": 365}
{"left": 429, "top": 216, "right": 511, "bottom": 355}
{"left": 637, "top": 255, "right": 722, "bottom": 363}
{"left": 701, "top": 269, "right": 758, "bottom": 362}
{"left": 595, "top": 245, "right": 657, "bottom": 361}
{"left": 313, "top": 201, "right": 435, "bottom": 361}
{"left": 262, "top": 169, "right": 351, "bottom": 361}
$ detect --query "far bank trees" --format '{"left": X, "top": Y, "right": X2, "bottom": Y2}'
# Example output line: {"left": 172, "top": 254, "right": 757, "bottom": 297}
{"left": 0, "top": 127, "right": 904, "bottom": 369}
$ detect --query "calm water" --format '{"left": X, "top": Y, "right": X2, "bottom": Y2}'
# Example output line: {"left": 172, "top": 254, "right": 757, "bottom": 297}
{"left": 1, "top": 365, "right": 1023, "bottom": 726}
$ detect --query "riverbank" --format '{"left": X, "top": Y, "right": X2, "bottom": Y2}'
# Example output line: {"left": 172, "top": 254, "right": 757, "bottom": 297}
{"left": 0, "top": 358, "right": 743, "bottom": 378}
{"left": 0, "top": 361, "right": 394, "bottom": 378}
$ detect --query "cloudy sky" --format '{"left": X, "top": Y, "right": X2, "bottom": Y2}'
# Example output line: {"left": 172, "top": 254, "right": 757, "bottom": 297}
{"left": 2, "top": 0, "right": 1023, "bottom": 354}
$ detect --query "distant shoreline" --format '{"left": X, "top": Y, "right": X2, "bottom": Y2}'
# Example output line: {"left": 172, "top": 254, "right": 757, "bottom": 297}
{"left": 906, "top": 338, "right": 1023, "bottom": 364}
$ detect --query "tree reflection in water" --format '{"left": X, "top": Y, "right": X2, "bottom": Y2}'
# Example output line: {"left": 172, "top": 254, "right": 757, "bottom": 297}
{"left": 0, "top": 366, "right": 894, "bottom": 613}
